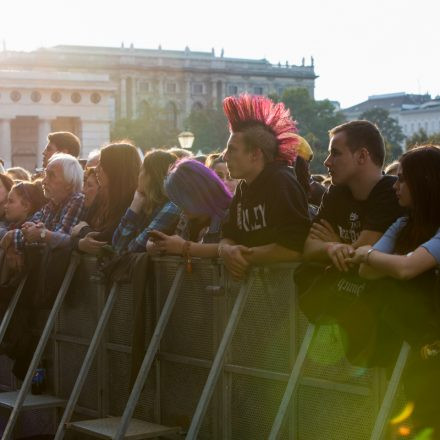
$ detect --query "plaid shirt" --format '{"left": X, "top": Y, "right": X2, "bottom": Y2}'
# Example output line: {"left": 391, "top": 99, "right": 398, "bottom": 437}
{"left": 13, "top": 192, "right": 85, "bottom": 250}
{"left": 112, "top": 201, "right": 181, "bottom": 254}
{"left": 175, "top": 213, "right": 224, "bottom": 243}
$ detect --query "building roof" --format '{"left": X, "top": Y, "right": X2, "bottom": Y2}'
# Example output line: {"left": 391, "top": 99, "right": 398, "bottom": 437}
{"left": 343, "top": 92, "right": 431, "bottom": 115}
{"left": 0, "top": 44, "right": 318, "bottom": 80}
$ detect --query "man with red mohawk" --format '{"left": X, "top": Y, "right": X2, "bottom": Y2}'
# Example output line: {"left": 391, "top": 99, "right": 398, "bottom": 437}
{"left": 219, "top": 94, "right": 311, "bottom": 279}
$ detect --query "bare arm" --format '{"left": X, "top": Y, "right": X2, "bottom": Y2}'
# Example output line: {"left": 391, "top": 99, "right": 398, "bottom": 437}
{"left": 352, "top": 230, "right": 383, "bottom": 248}
{"left": 303, "top": 236, "right": 333, "bottom": 262}
{"left": 303, "top": 229, "right": 385, "bottom": 272}
{"left": 348, "top": 245, "right": 438, "bottom": 280}
{"left": 245, "top": 243, "right": 301, "bottom": 265}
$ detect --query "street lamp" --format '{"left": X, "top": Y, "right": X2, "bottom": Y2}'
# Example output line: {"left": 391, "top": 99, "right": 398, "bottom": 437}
{"left": 178, "top": 131, "right": 195, "bottom": 150}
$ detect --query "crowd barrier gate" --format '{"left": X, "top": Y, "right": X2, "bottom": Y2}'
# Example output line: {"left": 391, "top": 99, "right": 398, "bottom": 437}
{"left": 0, "top": 254, "right": 409, "bottom": 439}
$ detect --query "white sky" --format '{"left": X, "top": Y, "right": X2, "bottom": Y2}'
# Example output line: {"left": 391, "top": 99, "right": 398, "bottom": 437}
{"left": 1, "top": 0, "right": 439, "bottom": 108}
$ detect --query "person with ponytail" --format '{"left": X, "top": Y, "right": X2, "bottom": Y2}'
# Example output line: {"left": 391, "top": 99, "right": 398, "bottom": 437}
{"left": 218, "top": 94, "right": 310, "bottom": 279}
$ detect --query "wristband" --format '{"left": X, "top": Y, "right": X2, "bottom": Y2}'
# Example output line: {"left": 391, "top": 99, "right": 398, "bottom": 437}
{"left": 217, "top": 244, "right": 225, "bottom": 258}
{"left": 365, "top": 248, "right": 375, "bottom": 264}
{"left": 182, "top": 240, "right": 192, "bottom": 273}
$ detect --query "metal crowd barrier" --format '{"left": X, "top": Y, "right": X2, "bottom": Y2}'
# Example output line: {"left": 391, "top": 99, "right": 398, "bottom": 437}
{"left": 0, "top": 253, "right": 409, "bottom": 439}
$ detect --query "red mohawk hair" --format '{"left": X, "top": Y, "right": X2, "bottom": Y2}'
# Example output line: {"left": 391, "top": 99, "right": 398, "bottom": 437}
{"left": 223, "top": 94, "right": 299, "bottom": 165}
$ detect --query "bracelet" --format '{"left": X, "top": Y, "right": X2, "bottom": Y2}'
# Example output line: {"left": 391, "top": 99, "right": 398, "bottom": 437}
{"left": 217, "top": 243, "right": 225, "bottom": 258}
{"left": 182, "top": 240, "right": 192, "bottom": 273}
{"left": 365, "top": 248, "right": 375, "bottom": 264}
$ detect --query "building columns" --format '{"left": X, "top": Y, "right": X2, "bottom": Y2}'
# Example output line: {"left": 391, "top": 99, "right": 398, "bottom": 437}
{"left": 120, "top": 77, "right": 127, "bottom": 119}
{"left": 38, "top": 118, "right": 52, "bottom": 168}
{"left": 0, "top": 118, "right": 12, "bottom": 168}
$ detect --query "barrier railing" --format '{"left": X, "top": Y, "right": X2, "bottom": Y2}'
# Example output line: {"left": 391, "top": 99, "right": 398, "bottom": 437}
{"left": 0, "top": 253, "right": 409, "bottom": 439}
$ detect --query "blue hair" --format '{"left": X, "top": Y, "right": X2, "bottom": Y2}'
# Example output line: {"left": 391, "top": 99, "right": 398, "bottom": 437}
{"left": 165, "top": 159, "right": 232, "bottom": 218}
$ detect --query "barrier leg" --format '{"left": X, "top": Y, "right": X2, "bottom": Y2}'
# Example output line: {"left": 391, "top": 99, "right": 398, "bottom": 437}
{"left": 113, "top": 264, "right": 185, "bottom": 439}
{"left": 1, "top": 254, "right": 80, "bottom": 440}
{"left": 268, "top": 323, "right": 316, "bottom": 440}
{"left": 186, "top": 273, "right": 254, "bottom": 440}
{"left": 54, "top": 282, "right": 119, "bottom": 440}
{"left": 67, "top": 265, "right": 185, "bottom": 439}
{"left": 0, "top": 275, "right": 28, "bottom": 345}
{"left": 370, "top": 342, "right": 411, "bottom": 440}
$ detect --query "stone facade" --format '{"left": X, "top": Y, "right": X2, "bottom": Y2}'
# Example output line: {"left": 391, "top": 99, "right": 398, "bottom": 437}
{"left": 0, "top": 45, "right": 317, "bottom": 129}
{"left": 342, "top": 92, "right": 440, "bottom": 141}
{"left": 0, "top": 45, "right": 317, "bottom": 169}
{"left": 398, "top": 100, "right": 440, "bottom": 138}
{"left": 0, "top": 70, "right": 114, "bottom": 169}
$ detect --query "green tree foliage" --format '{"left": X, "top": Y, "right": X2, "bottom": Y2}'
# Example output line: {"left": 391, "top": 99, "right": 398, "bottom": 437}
{"left": 405, "top": 128, "right": 440, "bottom": 150}
{"left": 271, "top": 88, "right": 346, "bottom": 173}
{"left": 111, "top": 102, "right": 179, "bottom": 150}
{"left": 359, "top": 108, "right": 405, "bottom": 161}
{"left": 186, "top": 108, "right": 230, "bottom": 153}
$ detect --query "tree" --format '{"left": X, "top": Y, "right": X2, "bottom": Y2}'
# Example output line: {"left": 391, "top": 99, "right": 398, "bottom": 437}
{"left": 111, "top": 102, "right": 179, "bottom": 150}
{"left": 186, "top": 108, "right": 230, "bottom": 153}
{"left": 360, "top": 108, "right": 404, "bottom": 161}
{"left": 405, "top": 128, "right": 440, "bottom": 150}
{"left": 271, "top": 88, "right": 346, "bottom": 173}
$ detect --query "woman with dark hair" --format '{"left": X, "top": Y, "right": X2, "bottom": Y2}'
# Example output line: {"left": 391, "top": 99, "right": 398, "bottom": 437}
{"left": 112, "top": 149, "right": 181, "bottom": 254}
{"left": 72, "top": 142, "right": 141, "bottom": 254}
{"left": 83, "top": 167, "right": 100, "bottom": 209}
{"left": 347, "top": 145, "right": 440, "bottom": 437}
{"left": 347, "top": 145, "right": 440, "bottom": 278}
{"left": 149, "top": 159, "right": 232, "bottom": 260}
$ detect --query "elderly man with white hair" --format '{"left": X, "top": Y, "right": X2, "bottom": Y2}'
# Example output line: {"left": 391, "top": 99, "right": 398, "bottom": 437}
{"left": 1, "top": 153, "right": 85, "bottom": 253}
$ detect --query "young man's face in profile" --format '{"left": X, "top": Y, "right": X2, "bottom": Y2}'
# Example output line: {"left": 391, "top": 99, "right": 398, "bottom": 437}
{"left": 324, "top": 131, "right": 358, "bottom": 186}
{"left": 223, "top": 132, "right": 257, "bottom": 180}
{"left": 42, "top": 142, "right": 59, "bottom": 169}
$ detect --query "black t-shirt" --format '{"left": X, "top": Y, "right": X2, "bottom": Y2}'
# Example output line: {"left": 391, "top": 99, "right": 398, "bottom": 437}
{"left": 315, "top": 175, "right": 405, "bottom": 244}
{"left": 222, "top": 162, "right": 311, "bottom": 251}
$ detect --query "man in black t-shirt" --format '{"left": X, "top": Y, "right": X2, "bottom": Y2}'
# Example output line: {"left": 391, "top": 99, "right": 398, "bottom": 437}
{"left": 220, "top": 94, "right": 311, "bottom": 279}
{"left": 303, "top": 120, "right": 404, "bottom": 271}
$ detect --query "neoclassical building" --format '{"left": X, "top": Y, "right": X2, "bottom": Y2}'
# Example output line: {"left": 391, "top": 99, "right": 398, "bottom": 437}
{"left": 0, "top": 70, "right": 114, "bottom": 168}
{"left": 0, "top": 44, "right": 317, "bottom": 168}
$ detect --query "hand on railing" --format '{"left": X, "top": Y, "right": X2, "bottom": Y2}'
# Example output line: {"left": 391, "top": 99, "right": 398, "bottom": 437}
{"left": 21, "top": 221, "right": 44, "bottom": 244}
{"left": 219, "top": 244, "right": 253, "bottom": 280}
{"left": 78, "top": 232, "right": 107, "bottom": 255}
{"left": 149, "top": 230, "right": 185, "bottom": 255}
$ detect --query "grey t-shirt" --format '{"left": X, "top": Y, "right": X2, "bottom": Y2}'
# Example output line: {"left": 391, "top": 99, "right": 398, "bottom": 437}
{"left": 373, "top": 217, "right": 440, "bottom": 264}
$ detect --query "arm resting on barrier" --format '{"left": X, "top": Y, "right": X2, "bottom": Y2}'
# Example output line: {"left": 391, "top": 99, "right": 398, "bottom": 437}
{"left": 350, "top": 246, "right": 438, "bottom": 280}
{"left": 303, "top": 230, "right": 384, "bottom": 272}
{"left": 150, "top": 230, "right": 222, "bottom": 258}
{"left": 244, "top": 243, "right": 301, "bottom": 265}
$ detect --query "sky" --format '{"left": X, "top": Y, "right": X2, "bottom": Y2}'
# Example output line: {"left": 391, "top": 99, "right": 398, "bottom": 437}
{"left": 1, "top": 0, "right": 439, "bottom": 108}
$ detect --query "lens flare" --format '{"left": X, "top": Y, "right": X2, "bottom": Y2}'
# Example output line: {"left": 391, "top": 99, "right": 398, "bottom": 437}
{"left": 390, "top": 402, "right": 414, "bottom": 425}
{"left": 413, "top": 428, "right": 434, "bottom": 440}
{"left": 398, "top": 425, "right": 411, "bottom": 436}
{"left": 308, "top": 324, "right": 346, "bottom": 365}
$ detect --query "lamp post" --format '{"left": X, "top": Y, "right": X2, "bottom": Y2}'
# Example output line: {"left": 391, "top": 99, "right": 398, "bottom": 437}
{"left": 177, "top": 131, "right": 195, "bottom": 150}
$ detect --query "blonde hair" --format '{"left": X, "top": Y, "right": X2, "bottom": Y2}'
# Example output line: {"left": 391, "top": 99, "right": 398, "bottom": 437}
{"left": 140, "top": 150, "right": 177, "bottom": 217}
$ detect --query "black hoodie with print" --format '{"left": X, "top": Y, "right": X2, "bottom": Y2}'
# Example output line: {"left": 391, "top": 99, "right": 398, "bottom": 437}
{"left": 222, "top": 162, "right": 311, "bottom": 251}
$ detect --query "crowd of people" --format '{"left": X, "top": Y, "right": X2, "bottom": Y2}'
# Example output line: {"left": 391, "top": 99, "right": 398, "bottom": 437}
{"left": 0, "top": 93, "right": 439, "bottom": 437}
